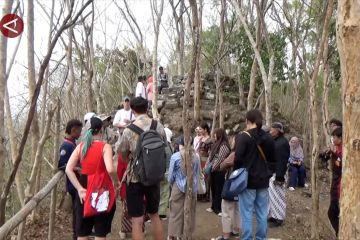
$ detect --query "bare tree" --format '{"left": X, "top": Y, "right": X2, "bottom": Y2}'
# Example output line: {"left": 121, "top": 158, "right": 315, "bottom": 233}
{"left": 26, "top": 1, "right": 41, "bottom": 203}
{"left": 169, "top": 0, "right": 185, "bottom": 76}
{"left": 193, "top": 0, "right": 203, "bottom": 124}
{"left": 0, "top": 0, "right": 14, "bottom": 204}
{"left": 232, "top": 0, "right": 275, "bottom": 126}
{"left": 307, "top": 0, "right": 334, "bottom": 238}
{"left": 0, "top": 0, "right": 94, "bottom": 226}
{"left": 48, "top": 100, "right": 60, "bottom": 240}
{"left": 150, "top": 0, "right": 165, "bottom": 120}
{"left": 182, "top": 0, "right": 200, "bottom": 238}
{"left": 337, "top": 0, "right": 360, "bottom": 238}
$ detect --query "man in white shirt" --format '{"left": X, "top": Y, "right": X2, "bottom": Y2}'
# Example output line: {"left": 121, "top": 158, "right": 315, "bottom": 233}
{"left": 113, "top": 96, "right": 135, "bottom": 131}
{"left": 135, "top": 76, "right": 147, "bottom": 99}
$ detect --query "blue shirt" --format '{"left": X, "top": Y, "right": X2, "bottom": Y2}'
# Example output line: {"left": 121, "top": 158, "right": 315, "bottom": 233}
{"left": 58, "top": 138, "right": 77, "bottom": 193}
{"left": 168, "top": 151, "right": 200, "bottom": 193}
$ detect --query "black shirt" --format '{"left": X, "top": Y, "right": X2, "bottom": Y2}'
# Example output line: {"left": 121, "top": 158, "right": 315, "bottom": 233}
{"left": 234, "top": 128, "right": 276, "bottom": 189}
{"left": 273, "top": 135, "right": 290, "bottom": 181}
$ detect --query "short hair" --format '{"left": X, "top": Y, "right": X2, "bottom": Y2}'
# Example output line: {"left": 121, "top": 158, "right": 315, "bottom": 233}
{"left": 331, "top": 127, "right": 342, "bottom": 138}
{"left": 246, "top": 109, "right": 263, "bottom": 129}
{"left": 130, "top": 97, "right": 148, "bottom": 114}
{"left": 200, "top": 122, "right": 210, "bottom": 134}
{"left": 65, "top": 119, "right": 83, "bottom": 134}
{"left": 329, "top": 118, "right": 342, "bottom": 127}
{"left": 138, "top": 76, "right": 143, "bottom": 82}
{"left": 159, "top": 66, "right": 163, "bottom": 71}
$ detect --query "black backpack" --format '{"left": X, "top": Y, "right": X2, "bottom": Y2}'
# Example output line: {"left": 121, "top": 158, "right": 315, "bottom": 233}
{"left": 127, "top": 120, "right": 166, "bottom": 186}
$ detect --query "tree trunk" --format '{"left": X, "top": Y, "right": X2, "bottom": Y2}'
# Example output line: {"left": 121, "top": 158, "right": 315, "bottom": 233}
{"left": 27, "top": 1, "right": 41, "bottom": 195}
{"left": 308, "top": 0, "right": 334, "bottom": 238}
{"left": 337, "top": 1, "right": 360, "bottom": 238}
{"left": 219, "top": 88, "right": 224, "bottom": 128}
{"left": 48, "top": 101, "right": 60, "bottom": 240}
{"left": 179, "top": 0, "right": 185, "bottom": 77}
{"left": 0, "top": 0, "right": 13, "bottom": 197}
{"left": 65, "top": 25, "right": 76, "bottom": 118}
{"left": 211, "top": 72, "right": 220, "bottom": 136}
{"left": 193, "top": 0, "right": 202, "bottom": 124}
{"left": 183, "top": 1, "right": 199, "bottom": 239}
{"left": 237, "top": 62, "right": 246, "bottom": 110}
{"left": 151, "top": 0, "right": 165, "bottom": 120}
{"left": 322, "top": 40, "right": 331, "bottom": 146}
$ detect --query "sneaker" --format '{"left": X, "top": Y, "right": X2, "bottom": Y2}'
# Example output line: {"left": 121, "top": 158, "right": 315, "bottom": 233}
{"left": 288, "top": 187, "right": 295, "bottom": 191}
{"left": 213, "top": 236, "right": 229, "bottom": 240}
{"left": 217, "top": 212, "right": 222, "bottom": 217}
{"left": 119, "top": 231, "right": 126, "bottom": 239}
{"left": 304, "top": 183, "right": 309, "bottom": 188}
{"left": 160, "top": 215, "right": 167, "bottom": 221}
{"left": 230, "top": 232, "right": 240, "bottom": 237}
{"left": 206, "top": 208, "right": 213, "bottom": 213}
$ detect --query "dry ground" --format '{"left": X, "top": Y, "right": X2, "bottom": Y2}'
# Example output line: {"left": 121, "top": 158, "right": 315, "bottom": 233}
{"left": 19, "top": 176, "right": 336, "bottom": 240}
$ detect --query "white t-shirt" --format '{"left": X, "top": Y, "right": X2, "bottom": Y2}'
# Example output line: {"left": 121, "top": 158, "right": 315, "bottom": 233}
{"left": 164, "top": 127, "right": 173, "bottom": 143}
{"left": 135, "top": 82, "right": 146, "bottom": 99}
{"left": 113, "top": 109, "right": 134, "bottom": 127}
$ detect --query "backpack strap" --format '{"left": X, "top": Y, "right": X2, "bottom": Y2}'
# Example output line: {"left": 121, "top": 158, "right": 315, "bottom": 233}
{"left": 150, "top": 120, "right": 157, "bottom": 130}
{"left": 127, "top": 123, "right": 144, "bottom": 135}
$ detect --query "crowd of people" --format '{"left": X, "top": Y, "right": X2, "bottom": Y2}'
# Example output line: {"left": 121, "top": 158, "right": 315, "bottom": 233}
{"left": 57, "top": 78, "right": 343, "bottom": 239}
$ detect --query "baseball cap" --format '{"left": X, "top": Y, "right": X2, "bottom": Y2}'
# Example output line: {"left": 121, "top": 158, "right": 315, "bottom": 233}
{"left": 123, "top": 96, "right": 130, "bottom": 101}
{"left": 271, "top": 122, "right": 284, "bottom": 133}
{"left": 90, "top": 117, "right": 103, "bottom": 132}
{"left": 84, "top": 112, "right": 96, "bottom": 122}
{"left": 97, "top": 114, "right": 111, "bottom": 122}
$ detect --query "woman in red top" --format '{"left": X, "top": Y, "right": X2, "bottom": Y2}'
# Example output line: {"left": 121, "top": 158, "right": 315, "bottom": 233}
{"left": 66, "top": 117, "right": 118, "bottom": 240}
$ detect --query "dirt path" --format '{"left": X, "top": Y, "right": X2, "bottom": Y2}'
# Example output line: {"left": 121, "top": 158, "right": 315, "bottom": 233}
{"left": 22, "top": 182, "right": 336, "bottom": 240}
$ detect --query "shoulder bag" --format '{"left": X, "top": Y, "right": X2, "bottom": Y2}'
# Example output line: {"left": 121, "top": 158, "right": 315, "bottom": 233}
{"left": 227, "top": 131, "right": 267, "bottom": 195}
{"left": 83, "top": 143, "right": 116, "bottom": 217}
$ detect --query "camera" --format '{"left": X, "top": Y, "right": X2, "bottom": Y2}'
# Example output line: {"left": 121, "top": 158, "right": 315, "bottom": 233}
{"left": 318, "top": 151, "right": 332, "bottom": 162}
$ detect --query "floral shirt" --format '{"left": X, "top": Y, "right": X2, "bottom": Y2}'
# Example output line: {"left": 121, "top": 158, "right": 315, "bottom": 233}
{"left": 118, "top": 114, "right": 166, "bottom": 183}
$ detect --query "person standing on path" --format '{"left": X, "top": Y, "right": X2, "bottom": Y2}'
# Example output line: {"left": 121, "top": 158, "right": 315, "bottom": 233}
{"left": 234, "top": 109, "right": 276, "bottom": 240}
{"left": 213, "top": 134, "right": 241, "bottom": 240}
{"left": 197, "top": 122, "right": 213, "bottom": 202}
{"left": 268, "top": 122, "right": 290, "bottom": 227}
{"left": 158, "top": 66, "right": 168, "bottom": 94}
{"left": 118, "top": 97, "right": 165, "bottom": 240}
{"left": 146, "top": 75, "right": 154, "bottom": 110}
{"left": 135, "top": 76, "right": 147, "bottom": 99}
{"left": 167, "top": 138, "right": 200, "bottom": 240}
{"left": 66, "top": 117, "right": 118, "bottom": 240}
{"left": 205, "top": 128, "right": 231, "bottom": 215}
{"left": 327, "top": 127, "right": 342, "bottom": 236}
{"left": 113, "top": 96, "right": 135, "bottom": 135}
{"left": 58, "top": 119, "right": 83, "bottom": 240}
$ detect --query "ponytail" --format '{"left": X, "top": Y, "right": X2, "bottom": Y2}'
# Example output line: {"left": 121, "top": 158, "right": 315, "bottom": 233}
{"left": 81, "top": 129, "right": 93, "bottom": 160}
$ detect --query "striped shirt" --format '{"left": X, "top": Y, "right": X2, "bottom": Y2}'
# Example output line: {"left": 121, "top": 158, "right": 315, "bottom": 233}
{"left": 168, "top": 151, "right": 200, "bottom": 193}
{"left": 210, "top": 144, "right": 231, "bottom": 171}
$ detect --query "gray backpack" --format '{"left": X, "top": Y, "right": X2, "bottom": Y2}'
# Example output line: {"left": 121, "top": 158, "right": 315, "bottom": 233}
{"left": 127, "top": 120, "right": 166, "bottom": 186}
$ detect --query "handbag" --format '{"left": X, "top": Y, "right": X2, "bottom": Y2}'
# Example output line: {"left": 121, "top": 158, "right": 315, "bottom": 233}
{"left": 228, "top": 131, "right": 267, "bottom": 195}
{"left": 221, "top": 172, "right": 239, "bottom": 201}
{"left": 83, "top": 146, "right": 116, "bottom": 217}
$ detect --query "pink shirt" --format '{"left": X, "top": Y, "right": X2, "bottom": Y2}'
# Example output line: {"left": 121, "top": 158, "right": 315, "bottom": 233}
{"left": 147, "top": 82, "right": 153, "bottom": 101}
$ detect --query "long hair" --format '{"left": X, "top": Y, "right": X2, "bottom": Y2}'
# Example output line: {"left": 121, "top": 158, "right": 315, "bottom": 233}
{"left": 179, "top": 146, "right": 196, "bottom": 176}
{"left": 209, "top": 128, "right": 230, "bottom": 162}
{"left": 80, "top": 118, "right": 102, "bottom": 160}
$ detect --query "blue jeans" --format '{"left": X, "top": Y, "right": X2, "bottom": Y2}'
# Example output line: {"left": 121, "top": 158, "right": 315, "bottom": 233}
{"left": 289, "top": 165, "right": 306, "bottom": 187}
{"left": 238, "top": 188, "right": 269, "bottom": 240}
